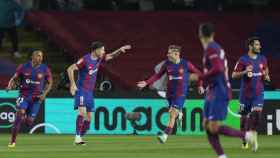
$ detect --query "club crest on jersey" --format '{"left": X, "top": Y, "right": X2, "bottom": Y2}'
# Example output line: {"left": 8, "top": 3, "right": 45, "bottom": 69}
{"left": 167, "top": 68, "right": 172, "bottom": 73}
{"left": 37, "top": 73, "right": 43, "bottom": 79}
{"left": 179, "top": 68, "right": 184, "bottom": 73}
{"left": 259, "top": 64, "right": 263, "bottom": 69}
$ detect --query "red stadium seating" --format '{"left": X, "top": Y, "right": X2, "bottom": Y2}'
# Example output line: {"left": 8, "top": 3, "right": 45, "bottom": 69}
{"left": 26, "top": 11, "right": 280, "bottom": 89}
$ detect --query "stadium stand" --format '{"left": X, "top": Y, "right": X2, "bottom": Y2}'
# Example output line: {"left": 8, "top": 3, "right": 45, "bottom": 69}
{"left": 25, "top": 11, "right": 280, "bottom": 89}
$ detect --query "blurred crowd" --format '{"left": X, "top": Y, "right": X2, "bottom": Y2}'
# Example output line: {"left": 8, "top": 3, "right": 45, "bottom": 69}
{"left": 12, "top": 0, "right": 280, "bottom": 11}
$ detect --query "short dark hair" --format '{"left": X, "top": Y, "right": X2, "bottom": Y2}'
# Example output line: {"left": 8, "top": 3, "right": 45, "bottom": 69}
{"left": 90, "top": 41, "right": 104, "bottom": 51}
{"left": 199, "top": 23, "right": 215, "bottom": 38}
{"left": 168, "top": 45, "right": 181, "bottom": 52}
{"left": 246, "top": 36, "right": 260, "bottom": 47}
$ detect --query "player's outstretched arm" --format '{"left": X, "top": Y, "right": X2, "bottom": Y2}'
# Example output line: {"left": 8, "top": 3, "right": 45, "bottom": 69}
{"left": 6, "top": 75, "right": 18, "bottom": 91}
{"left": 6, "top": 64, "right": 23, "bottom": 91}
{"left": 264, "top": 67, "right": 271, "bottom": 82}
{"left": 187, "top": 62, "right": 204, "bottom": 94}
{"left": 105, "top": 45, "right": 131, "bottom": 61}
{"left": 136, "top": 81, "right": 148, "bottom": 89}
{"left": 67, "top": 64, "right": 78, "bottom": 96}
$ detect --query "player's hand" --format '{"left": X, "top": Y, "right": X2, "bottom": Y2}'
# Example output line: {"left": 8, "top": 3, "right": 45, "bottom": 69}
{"left": 198, "top": 86, "right": 205, "bottom": 95}
{"left": 6, "top": 80, "right": 15, "bottom": 92}
{"left": 137, "top": 81, "right": 147, "bottom": 89}
{"left": 245, "top": 65, "right": 253, "bottom": 77}
{"left": 264, "top": 75, "right": 270, "bottom": 82}
{"left": 120, "top": 45, "right": 132, "bottom": 53}
{"left": 70, "top": 84, "right": 78, "bottom": 96}
{"left": 38, "top": 94, "right": 46, "bottom": 103}
{"left": 6, "top": 85, "right": 12, "bottom": 92}
{"left": 189, "top": 73, "right": 199, "bottom": 81}
{"left": 245, "top": 65, "right": 253, "bottom": 72}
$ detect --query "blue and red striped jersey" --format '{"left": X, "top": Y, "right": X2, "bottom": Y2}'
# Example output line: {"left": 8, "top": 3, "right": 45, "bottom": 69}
{"left": 202, "top": 41, "right": 232, "bottom": 100}
{"left": 15, "top": 61, "right": 52, "bottom": 98}
{"left": 146, "top": 59, "right": 202, "bottom": 98}
{"left": 234, "top": 54, "right": 268, "bottom": 98}
{"left": 76, "top": 53, "right": 103, "bottom": 92}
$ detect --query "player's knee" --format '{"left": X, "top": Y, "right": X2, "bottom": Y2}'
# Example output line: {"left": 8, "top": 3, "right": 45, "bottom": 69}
{"left": 202, "top": 119, "right": 208, "bottom": 130}
{"left": 170, "top": 110, "right": 178, "bottom": 120}
{"left": 16, "top": 110, "right": 25, "bottom": 118}
{"left": 250, "top": 110, "right": 262, "bottom": 121}
{"left": 78, "top": 107, "right": 86, "bottom": 116}
{"left": 208, "top": 123, "right": 219, "bottom": 134}
{"left": 26, "top": 117, "right": 34, "bottom": 127}
{"left": 86, "top": 113, "right": 91, "bottom": 121}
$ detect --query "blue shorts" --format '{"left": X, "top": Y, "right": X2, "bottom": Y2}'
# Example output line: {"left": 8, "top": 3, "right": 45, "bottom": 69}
{"left": 239, "top": 94, "right": 264, "bottom": 115}
{"left": 16, "top": 96, "right": 41, "bottom": 118}
{"left": 74, "top": 90, "right": 94, "bottom": 112}
{"left": 203, "top": 97, "right": 229, "bottom": 121}
{"left": 167, "top": 97, "right": 185, "bottom": 110}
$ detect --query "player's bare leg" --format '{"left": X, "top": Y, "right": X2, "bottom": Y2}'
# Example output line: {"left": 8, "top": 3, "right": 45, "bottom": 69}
{"left": 205, "top": 119, "right": 255, "bottom": 158}
{"left": 248, "top": 108, "right": 262, "bottom": 152}
{"left": 74, "top": 107, "right": 86, "bottom": 145}
{"left": 204, "top": 120, "right": 227, "bottom": 158}
{"left": 8, "top": 109, "right": 26, "bottom": 148}
{"left": 158, "top": 107, "right": 178, "bottom": 143}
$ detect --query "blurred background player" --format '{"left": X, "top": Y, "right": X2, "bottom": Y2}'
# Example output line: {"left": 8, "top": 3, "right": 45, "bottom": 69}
{"left": 137, "top": 45, "right": 203, "bottom": 143}
{"left": 67, "top": 41, "right": 131, "bottom": 145}
{"left": 0, "top": 0, "right": 24, "bottom": 58}
{"left": 6, "top": 50, "right": 53, "bottom": 147}
{"left": 232, "top": 37, "right": 270, "bottom": 151}
{"left": 198, "top": 23, "right": 256, "bottom": 158}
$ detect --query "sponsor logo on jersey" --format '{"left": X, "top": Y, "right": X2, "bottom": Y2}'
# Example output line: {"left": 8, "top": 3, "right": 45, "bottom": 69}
{"left": 179, "top": 68, "right": 184, "bottom": 74}
{"left": 26, "top": 79, "right": 40, "bottom": 85}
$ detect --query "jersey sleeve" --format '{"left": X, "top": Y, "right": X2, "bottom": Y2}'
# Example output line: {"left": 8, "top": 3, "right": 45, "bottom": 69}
{"left": 75, "top": 57, "right": 86, "bottom": 69}
{"left": 45, "top": 67, "right": 53, "bottom": 82}
{"left": 146, "top": 61, "right": 167, "bottom": 85}
{"left": 202, "top": 47, "right": 224, "bottom": 80}
{"left": 187, "top": 61, "right": 203, "bottom": 87}
{"left": 233, "top": 57, "right": 246, "bottom": 72}
{"left": 14, "top": 64, "right": 23, "bottom": 77}
{"left": 262, "top": 55, "right": 268, "bottom": 68}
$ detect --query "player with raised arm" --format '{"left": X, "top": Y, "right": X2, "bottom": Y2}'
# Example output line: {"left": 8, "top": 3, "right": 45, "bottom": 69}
{"left": 198, "top": 23, "right": 256, "bottom": 158}
{"left": 7, "top": 50, "right": 53, "bottom": 148}
{"left": 67, "top": 41, "right": 131, "bottom": 145}
{"left": 232, "top": 37, "right": 270, "bottom": 151}
{"left": 137, "top": 45, "right": 203, "bottom": 143}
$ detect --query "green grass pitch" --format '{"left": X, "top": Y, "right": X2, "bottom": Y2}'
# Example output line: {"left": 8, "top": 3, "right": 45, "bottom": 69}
{"left": 0, "top": 134, "right": 279, "bottom": 158}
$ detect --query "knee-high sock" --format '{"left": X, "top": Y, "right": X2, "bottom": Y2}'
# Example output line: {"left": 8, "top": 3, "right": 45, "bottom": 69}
{"left": 25, "top": 117, "right": 34, "bottom": 128}
{"left": 76, "top": 115, "right": 84, "bottom": 136}
{"left": 249, "top": 111, "right": 262, "bottom": 131}
{"left": 206, "top": 130, "right": 224, "bottom": 156}
{"left": 218, "top": 125, "right": 245, "bottom": 139}
{"left": 10, "top": 112, "right": 24, "bottom": 143}
{"left": 240, "top": 115, "right": 248, "bottom": 143}
{"left": 164, "top": 127, "right": 173, "bottom": 135}
{"left": 81, "top": 120, "right": 90, "bottom": 136}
